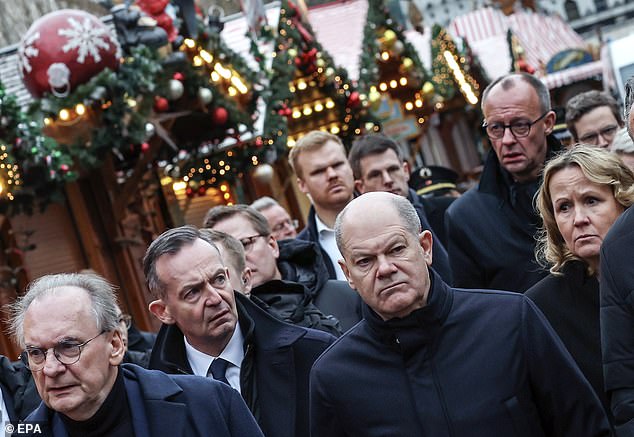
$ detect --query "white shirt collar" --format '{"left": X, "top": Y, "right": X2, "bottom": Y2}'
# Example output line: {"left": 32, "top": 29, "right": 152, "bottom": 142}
{"left": 314, "top": 212, "right": 333, "bottom": 234}
{"left": 184, "top": 321, "right": 244, "bottom": 378}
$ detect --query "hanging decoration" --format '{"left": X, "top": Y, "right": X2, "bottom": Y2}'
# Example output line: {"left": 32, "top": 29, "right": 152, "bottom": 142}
{"left": 18, "top": 9, "right": 121, "bottom": 99}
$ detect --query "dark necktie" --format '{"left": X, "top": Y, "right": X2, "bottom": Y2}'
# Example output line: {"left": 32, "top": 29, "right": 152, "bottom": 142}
{"left": 207, "top": 358, "right": 230, "bottom": 385}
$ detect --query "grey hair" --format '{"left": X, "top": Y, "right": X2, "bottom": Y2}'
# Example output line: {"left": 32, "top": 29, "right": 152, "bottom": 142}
{"left": 334, "top": 193, "right": 421, "bottom": 253}
{"left": 250, "top": 196, "right": 279, "bottom": 212}
{"left": 9, "top": 273, "right": 121, "bottom": 348}
{"left": 143, "top": 225, "right": 221, "bottom": 299}
{"left": 482, "top": 72, "right": 551, "bottom": 113}
{"left": 200, "top": 229, "right": 246, "bottom": 275}
{"left": 625, "top": 76, "right": 634, "bottom": 141}
{"left": 611, "top": 127, "right": 634, "bottom": 155}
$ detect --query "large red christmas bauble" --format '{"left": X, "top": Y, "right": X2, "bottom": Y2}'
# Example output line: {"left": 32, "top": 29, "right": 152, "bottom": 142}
{"left": 18, "top": 9, "right": 121, "bottom": 98}
{"left": 212, "top": 107, "right": 229, "bottom": 126}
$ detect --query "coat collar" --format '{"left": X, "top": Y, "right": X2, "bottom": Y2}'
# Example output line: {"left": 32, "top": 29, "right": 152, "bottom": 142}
{"left": 363, "top": 271, "right": 453, "bottom": 356}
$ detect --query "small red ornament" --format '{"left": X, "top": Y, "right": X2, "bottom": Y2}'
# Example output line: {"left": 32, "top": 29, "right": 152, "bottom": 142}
{"left": 18, "top": 9, "right": 121, "bottom": 98}
{"left": 212, "top": 107, "right": 229, "bottom": 125}
{"left": 141, "top": 142, "right": 151, "bottom": 152}
{"left": 186, "top": 187, "right": 194, "bottom": 197}
{"left": 255, "top": 137, "right": 263, "bottom": 147}
{"left": 60, "top": 164, "right": 70, "bottom": 173}
{"left": 197, "top": 186, "right": 207, "bottom": 196}
{"left": 347, "top": 91, "right": 361, "bottom": 108}
{"left": 172, "top": 72, "right": 184, "bottom": 81}
{"left": 154, "top": 96, "right": 169, "bottom": 112}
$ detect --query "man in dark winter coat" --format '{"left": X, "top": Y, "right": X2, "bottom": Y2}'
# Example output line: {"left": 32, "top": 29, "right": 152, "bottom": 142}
{"left": 203, "top": 205, "right": 362, "bottom": 332}
{"left": 289, "top": 131, "right": 355, "bottom": 280}
{"left": 347, "top": 132, "right": 452, "bottom": 283}
{"left": 144, "top": 226, "right": 335, "bottom": 437}
{"left": 310, "top": 192, "right": 610, "bottom": 437}
{"left": 9, "top": 272, "right": 263, "bottom": 437}
{"left": 446, "top": 72, "right": 557, "bottom": 292}
{"left": 601, "top": 78, "right": 634, "bottom": 435}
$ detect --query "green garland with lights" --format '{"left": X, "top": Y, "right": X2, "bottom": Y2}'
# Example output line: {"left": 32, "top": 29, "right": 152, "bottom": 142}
{"left": 263, "top": 0, "right": 377, "bottom": 153}
{"left": 0, "top": 82, "right": 75, "bottom": 215}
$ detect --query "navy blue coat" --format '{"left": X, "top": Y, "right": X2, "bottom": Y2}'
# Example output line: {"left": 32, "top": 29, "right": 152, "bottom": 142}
{"left": 310, "top": 272, "right": 610, "bottom": 437}
{"left": 21, "top": 364, "right": 263, "bottom": 436}
{"left": 601, "top": 206, "right": 634, "bottom": 435}
{"left": 150, "top": 292, "right": 335, "bottom": 437}
{"left": 445, "top": 142, "right": 557, "bottom": 292}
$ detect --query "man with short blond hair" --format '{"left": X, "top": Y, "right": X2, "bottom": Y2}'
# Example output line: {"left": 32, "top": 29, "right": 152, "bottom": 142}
{"left": 289, "top": 131, "right": 354, "bottom": 280}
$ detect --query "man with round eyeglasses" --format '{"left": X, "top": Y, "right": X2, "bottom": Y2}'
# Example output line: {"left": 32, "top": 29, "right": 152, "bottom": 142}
{"left": 446, "top": 72, "right": 560, "bottom": 292}
{"left": 565, "top": 90, "right": 623, "bottom": 149}
{"left": 8, "top": 272, "right": 263, "bottom": 436}
{"left": 250, "top": 196, "right": 299, "bottom": 241}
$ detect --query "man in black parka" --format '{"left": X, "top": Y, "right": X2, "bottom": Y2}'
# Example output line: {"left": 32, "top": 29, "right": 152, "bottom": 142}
{"left": 310, "top": 192, "right": 610, "bottom": 437}
{"left": 446, "top": 72, "right": 558, "bottom": 292}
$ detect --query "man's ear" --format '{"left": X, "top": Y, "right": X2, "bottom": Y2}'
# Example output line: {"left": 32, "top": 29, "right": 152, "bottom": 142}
{"left": 109, "top": 329, "right": 126, "bottom": 366}
{"left": 297, "top": 177, "right": 308, "bottom": 194}
{"left": 402, "top": 161, "right": 410, "bottom": 182}
{"left": 241, "top": 268, "right": 253, "bottom": 294}
{"left": 149, "top": 299, "right": 175, "bottom": 325}
{"left": 543, "top": 110, "right": 557, "bottom": 135}
{"left": 338, "top": 258, "right": 356, "bottom": 290}
{"left": 419, "top": 230, "right": 433, "bottom": 266}
{"left": 268, "top": 235, "right": 280, "bottom": 259}
{"left": 354, "top": 179, "right": 365, "bottom": 194}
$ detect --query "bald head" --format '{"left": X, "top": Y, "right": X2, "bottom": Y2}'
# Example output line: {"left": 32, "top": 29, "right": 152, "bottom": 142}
{"left": 335, "top": 192, "right": 421, "bottom": 255}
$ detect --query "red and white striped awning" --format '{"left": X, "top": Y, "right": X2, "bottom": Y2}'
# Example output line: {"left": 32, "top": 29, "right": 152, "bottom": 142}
{"left": 450, "top": 7, "right": 601, "bottom": 88}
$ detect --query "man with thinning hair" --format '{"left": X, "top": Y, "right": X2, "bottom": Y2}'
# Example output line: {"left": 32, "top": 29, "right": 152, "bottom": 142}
{"left": 446, "top": 72, "right": 559, "bottom": 292}
{"left": 144, "top": 225, "right": 335, "bottom": 437}
{"left": 310, "top": 191, "right": 610, "bottom": 436}
{"left": 10, "top": 272, "right": 262, "bottom": 436}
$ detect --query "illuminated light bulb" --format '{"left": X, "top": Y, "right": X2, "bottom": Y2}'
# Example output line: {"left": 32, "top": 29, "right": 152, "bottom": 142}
{"left": 415, "top": 99, "right": 423, "bottom": 107}
{"left": 288, "top": 138, "right": 296, "bottom": 147}
{"left": 289, "top": 85, "right": 296, "bottom": 93}
{"left": 325, "top": 99, "right": 335, "bottom": 109}
{"left": 214, "top": 63, "right": 232, "bottom": 79}
{"left": 199, "top": 50, "right": 213, "bottom": 64}
{"left": 330, "top": 125, "right": 340, "bottom": 134}
{"left": 405, "top": 102, "right": 414, "bottom": 111}
{"left": 379, "top": 83, "right": 388, "bottom": 92}
{"left": 399, "top": 77, "right": 408, "bottom": 86}
{"left": 75, "top": 103, "right": 86, "bottom": 116}
{"left": 365, "top": 122, "right": 374, "bottom": 130}
{"left": 228, "top": 86, "right": 237, "bottom": 96}
{"left": 303, "top": 106, "right": 312, "bottom": 116}
{"left": 297, "top": 81, "right": 307, "bottom": 90}
{"left": 219, "top": 169, "right": 226, "bottom": 175}
{"left": 59, "top": 109, "right": 70, "bottom": 121}
{"left": 314, "top": 101, "right": 324, "bottom": 112}
{"left": 370, "top": 86, "right": 377, "bottom": 93}
{"left": 224, "top": 193, "right": 230, "bottom": 200}
{"left": 211, "top": 71, "right": 220, "bottom": 82}
{"left": 184, "top": 38, "right": 196, "bottom": 48}
{"left": 220, "top": 184, "right": 228, "bottom": 192}
{"left": 389, "top": 80, "right": 397, "bottom": 89}
{"left": 172, "top": 181, "right": 187, "bottom": 191}
{"left": 44, "top": 117, "right": 52, "bottom": 126}
{"left": 418, "top": 117, "right": 425, "bottom": 124}
{"left": 193, "top": 56, "right": 203, "bottom": 66}
{"left": 381, "top": 51, "right": 390, "bottom": 61}
{"left": 205, "top": 165, "right": 211, "bottom": 170}
{"left": 354, "top": 128, "right": 361, "bottom": 134}
{"left": 230, "top": 76, "right": 248, "bottom": 94}
{"left": 127, "top": 99, "right": 137, "bottom": 108}
{"left": 291, "top": 109, "right": 301, "bottom": 119}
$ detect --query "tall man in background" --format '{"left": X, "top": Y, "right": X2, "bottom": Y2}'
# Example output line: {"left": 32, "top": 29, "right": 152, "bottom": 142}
{"left": 445, "top": 72, "right": 559, "bottom": 292}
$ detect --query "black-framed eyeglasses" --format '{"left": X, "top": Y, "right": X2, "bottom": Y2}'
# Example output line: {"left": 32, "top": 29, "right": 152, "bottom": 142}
{"left": 20, "top": 330, "right": 107, "bottom": 371}
{"left": 482, "top": 111, "right": 549, "bottom": 139}
{"left": 118, "top": 314, "right": 132, "bottom": 330}
{"left": 271, "top": 219, "right": 299, "bottom": 234}
{"left": 239, "top": 234, "right": 266, "bottom": 252}
{"left": 578, "top": 125, "right": 619, "bottom": 145}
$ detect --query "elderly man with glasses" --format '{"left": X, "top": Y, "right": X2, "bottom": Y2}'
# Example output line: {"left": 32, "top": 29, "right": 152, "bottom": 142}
{"left": 9, "top": 272, "right": 263, "bottom": 436}
{"left": 446, "top": 72, "right": 560, "bottom": 292}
